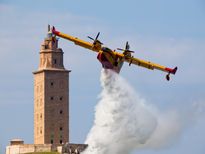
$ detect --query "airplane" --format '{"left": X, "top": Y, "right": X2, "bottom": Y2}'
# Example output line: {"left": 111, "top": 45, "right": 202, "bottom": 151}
{"left": 51, "top": 26, "right": 177, "bottom": 81}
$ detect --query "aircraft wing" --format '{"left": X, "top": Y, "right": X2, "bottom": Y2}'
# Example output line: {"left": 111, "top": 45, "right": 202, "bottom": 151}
{"left": 52, "top": 28, "right": 100, "bottom": 52}
{"left": 123, "top": 55, "right": 177, "bottom": 74}
{"left": 115, "top": 52, "right": 177, "bottom": 77}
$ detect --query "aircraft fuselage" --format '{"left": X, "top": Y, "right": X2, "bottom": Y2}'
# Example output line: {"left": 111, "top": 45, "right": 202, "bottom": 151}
{"left": 97, "top": 47, "right": 124, "bottom": 73}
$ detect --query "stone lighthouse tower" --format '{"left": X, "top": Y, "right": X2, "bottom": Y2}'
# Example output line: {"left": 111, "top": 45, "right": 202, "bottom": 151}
{"left": 33, "top": 25, "right": 70, "bottom": 145}
{"left": 6, "top": 26, "right": 87, "bottom": 154}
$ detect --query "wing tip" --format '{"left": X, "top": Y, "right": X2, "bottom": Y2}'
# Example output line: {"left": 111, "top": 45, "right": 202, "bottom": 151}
{"left": 172, "top": 66, "right": 178, "bottom": 75}
{"left": 165, "top": 66, "right": 178, "bottom": 75}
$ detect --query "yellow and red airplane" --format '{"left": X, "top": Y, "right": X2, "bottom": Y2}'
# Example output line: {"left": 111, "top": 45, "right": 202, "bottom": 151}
{"left": 52, "top": 26, "right": 177, "bottom": 81}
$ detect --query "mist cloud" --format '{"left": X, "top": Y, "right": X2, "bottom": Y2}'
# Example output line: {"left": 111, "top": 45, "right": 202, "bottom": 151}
{"left": 82, "top": 69, "right": 196, "bottom": 154}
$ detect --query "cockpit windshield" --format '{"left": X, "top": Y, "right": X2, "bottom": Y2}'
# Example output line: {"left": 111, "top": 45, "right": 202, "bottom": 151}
{"left": 101, "top": 47, "right": 112, "bottom": 53}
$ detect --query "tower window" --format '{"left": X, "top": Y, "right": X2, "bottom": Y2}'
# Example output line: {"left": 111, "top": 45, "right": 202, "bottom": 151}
{"left": 50, "top": 97, "right": 54, "bottom": 100}
{"left": 51, "top": 139, "right": 53, "bottom": 144}
{"left": 60, "top": 140, "right": 63, "bottom": 144}
{"left": 60, "top": 110, "right": 63, "bottom": 114}
{"left": 50, "top": 82, "right": 54, "bottom": 86}
{"left": 54, "top": 59, "right": 57, "bottom": 64}
{"left": 60, "top": 127, "right": 63, "bottom": 131}
{"left": 60, "top": 97, "right": 63, "bottom": 101}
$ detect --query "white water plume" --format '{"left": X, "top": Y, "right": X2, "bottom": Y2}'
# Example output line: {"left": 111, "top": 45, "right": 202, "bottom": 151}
{"left": 82, "top": 69, "right": 183, "bottom": 154}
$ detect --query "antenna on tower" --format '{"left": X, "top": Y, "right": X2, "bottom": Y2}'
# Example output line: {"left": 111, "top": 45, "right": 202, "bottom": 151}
{"left": 47, "top": 24, "right": 52, "bottom": 38}
{"left": 47, "top": 24, "right": 50, "bottom": 33}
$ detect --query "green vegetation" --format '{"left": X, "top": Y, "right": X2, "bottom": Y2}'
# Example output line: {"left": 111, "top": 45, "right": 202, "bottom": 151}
{"left": 25, "top": 152, "right": 60, "bottom": 154}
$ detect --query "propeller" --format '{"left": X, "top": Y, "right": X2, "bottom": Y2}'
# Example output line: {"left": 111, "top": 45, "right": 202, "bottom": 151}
{"left": 87, "top": 32, "right": 103, "bottom": 44}
{"left": 117, "top": 41, "right": 134, "bottom": 53}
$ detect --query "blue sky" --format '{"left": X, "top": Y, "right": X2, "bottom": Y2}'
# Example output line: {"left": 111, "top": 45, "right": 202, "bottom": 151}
{"left": 0, "top": 0, "right": 205, "bottom": 154}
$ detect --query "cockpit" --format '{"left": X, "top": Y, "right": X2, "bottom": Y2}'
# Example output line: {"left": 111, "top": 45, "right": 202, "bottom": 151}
{"left": 101, "top": 47, "right": 113, "bottom": 53}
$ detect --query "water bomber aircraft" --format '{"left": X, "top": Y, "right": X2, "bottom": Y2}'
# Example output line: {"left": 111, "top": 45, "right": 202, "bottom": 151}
{"left": 51, "top": 25, "right": 177, "bottom": 81}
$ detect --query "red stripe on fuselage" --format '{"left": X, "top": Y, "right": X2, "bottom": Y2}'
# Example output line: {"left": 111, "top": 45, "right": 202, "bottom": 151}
{"left": 98, "top": 52, "right": 102, "bottom": 61}
{"left": 97, "top": 52, "right": 114, "bottom": 69}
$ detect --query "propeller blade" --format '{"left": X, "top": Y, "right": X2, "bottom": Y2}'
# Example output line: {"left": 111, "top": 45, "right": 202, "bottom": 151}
{"left": 95, "top": 32, "right": 100, "bottom": 40}
{"left": 87, "top": 36, "right": 95, "bottom": 41}
{"left": 126, "top": 41, "right": 130, "bottom": 50}
{"left": 127, "top": 50, "right": 135, "bottom": 53}
{"left": 88, "top": 32, "right": 103, "bottom": 44}
{"left": 117, "top": 48, "right": 124, "bottom": 51}
{"left": 117, "top": 41, "right": 134, "bottom": 54}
